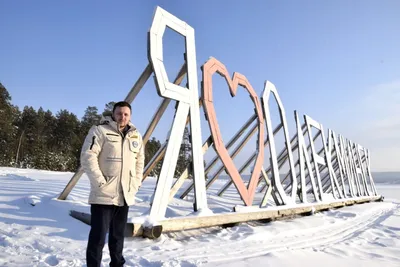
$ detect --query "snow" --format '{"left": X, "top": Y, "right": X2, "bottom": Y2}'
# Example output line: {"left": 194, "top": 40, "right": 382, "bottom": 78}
{"left": 0, "top": 167, "right": 399, "bottom": 267}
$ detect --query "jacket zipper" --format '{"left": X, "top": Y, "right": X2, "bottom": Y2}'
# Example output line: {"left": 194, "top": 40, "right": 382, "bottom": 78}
{"left": 118, "top": 135, "right": 124, "bottom": 202}
{"left": 118, "top": 127, "right": 134, "bottom": 202}
{"left": 118, "top": 129, "right": 129, "bottom": 203}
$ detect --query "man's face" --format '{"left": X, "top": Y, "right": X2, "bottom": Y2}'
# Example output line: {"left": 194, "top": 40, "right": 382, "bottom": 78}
{"left": 113, "top": 106, "right": 131, "bottom": 129}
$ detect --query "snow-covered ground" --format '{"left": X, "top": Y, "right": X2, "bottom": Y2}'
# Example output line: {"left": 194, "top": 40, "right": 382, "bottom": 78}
{"left": 0, "top": 167, "right": 399, "bottom": 267}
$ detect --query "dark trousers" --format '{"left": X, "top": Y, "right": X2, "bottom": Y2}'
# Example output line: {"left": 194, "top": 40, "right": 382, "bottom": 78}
{"left": 86, "top": 203, "right": 129, "bottom": 267}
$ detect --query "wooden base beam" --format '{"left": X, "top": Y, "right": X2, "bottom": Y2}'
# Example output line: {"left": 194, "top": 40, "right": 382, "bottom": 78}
{"left": 70, "top": 195, "right": 382, "bottom": 239}
{"left": 69, "top": 210, "right": 163, "bottom": 239}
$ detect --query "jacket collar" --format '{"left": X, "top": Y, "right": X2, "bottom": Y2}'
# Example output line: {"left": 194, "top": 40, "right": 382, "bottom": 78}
{"left": 100, "top": 116, "right": 137, "bottom": 135}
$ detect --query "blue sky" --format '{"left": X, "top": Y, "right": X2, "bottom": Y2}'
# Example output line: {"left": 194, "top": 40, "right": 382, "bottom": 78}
{"left": 1, "top": 0, "right": 399, "bottom": 171}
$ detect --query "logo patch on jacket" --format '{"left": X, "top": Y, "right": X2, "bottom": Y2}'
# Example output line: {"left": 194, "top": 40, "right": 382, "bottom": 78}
{"left": 132, "top": 141, "right": 139, "bottom": 148}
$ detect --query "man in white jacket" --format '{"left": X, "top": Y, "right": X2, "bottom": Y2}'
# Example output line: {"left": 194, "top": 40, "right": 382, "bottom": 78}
{"left": 81, "top": 101, "right": 145, "bottom": 267}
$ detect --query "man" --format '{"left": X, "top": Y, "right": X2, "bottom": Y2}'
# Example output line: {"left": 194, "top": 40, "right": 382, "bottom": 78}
{"left": 81, "top": 101, "right": 145, "bottom": 267}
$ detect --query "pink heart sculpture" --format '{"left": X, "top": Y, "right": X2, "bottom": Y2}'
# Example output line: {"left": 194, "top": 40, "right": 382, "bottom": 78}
{"left": 202, "top": 57, "right": 265, "bottom": 206}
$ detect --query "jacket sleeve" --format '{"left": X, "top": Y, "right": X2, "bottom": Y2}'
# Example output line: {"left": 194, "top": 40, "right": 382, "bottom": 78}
{"left": 80, "top": 125, "right": 106, "bottom": 188}
{"left": 135, "top": 134, "right": 145, "bottom": 186}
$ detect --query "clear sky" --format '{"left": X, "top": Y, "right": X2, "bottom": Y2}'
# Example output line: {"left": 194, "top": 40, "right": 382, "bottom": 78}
{"left": 1, "top": 0, "right": 399, "bottom": 172}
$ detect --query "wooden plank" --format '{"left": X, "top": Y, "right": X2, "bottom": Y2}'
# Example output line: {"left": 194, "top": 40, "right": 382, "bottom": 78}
{"left": 57, "top": 167, "right": 85, "bottom": 200}
{"left": 141, "top": 64, "right": 187, "bottom": 179}
{"left": 154, "top": 195, "right": 382, "bottom": 233}
{"left": 142, "top": 63, "right": 187, "bottom": 144}
{"left": 168, "top": 136, "right": 213, "bottom": 202}
{"left": 69, "top": 210, "right": 162, "bottom": 239}
{"left": 143, "top": 141, "right": 167, "bottom": 180}
{"left": 142, "top": 98, "right": 203, "bottom": 181}
{"left": 278, "top": 131, "right": 322, "bottom": 194}
{"left": 345, "top": 200, "right": 355, "bottom": 205}
{"left": 143, "top": 99, "right": 171, "bottom": 145}
{"left": 217, "top": 123, "right": 285, "bottom": 198}
{"left": 260, "top": 167, "right": 273, "bottom": 208}
{"left": 70, "top": 195, "right": 382, "bottom": 239}
{"left": 169, "top": 168, "right": 190, "bottom": 202}
{"left": 58, "top": 64, "right": 154, "bottom": 201}
{"left": 330, "top": 202, "right": 345, "bottom": 209}
{"left": 124, "top": 64, "right": 153, "bottom": 104}
{"left": 204, "top": 114, "right": 257, "bottom": 176}
{"left": 258, "top": 129, "right": 324, "bottom": 200}
{"left": 149, "top": 102, "right": 191, "bottom": 219}
{"left": 257, "top": 122, "right": 308, "bottom": 194}
{"left": 179, "top": 114, "right": 257, "bottom": 199}
{"left": 207, "top": 123, "right": 258, "bottom": 190}
{"left": 278, "top": 206, "right": 313, "bottom": 216}
{"left": 69, "top": 210, "right": 91, "bottom": 225}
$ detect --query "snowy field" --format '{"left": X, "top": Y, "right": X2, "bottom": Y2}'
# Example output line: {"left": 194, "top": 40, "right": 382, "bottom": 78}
{"left": 0, "top": 167, "right": 399, "bottom": 267}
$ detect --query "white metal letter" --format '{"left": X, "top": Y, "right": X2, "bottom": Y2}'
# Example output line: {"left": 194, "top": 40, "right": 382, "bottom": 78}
{"left": 262, "top": 81, "right": 296, "bottom": 205}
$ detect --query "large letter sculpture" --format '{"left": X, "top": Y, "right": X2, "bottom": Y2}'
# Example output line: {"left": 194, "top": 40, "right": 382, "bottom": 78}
{"left": 148, "top": 7, "right": 208, "bottom": 220}
{"left": 63, "top": 6, "right": 382, "bottom": 237}
{"left": 262, "top": 81, "right": 297, "bottom": 205}
{"left": 305, "top": 115, "right": 343, "bottom": 200}
{"left": 294, "top": 111, "right": 319, "bottom": 203}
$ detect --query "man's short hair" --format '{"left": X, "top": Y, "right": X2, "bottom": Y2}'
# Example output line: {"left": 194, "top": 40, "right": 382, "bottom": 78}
{"left": 113, "top": 101, "right": 132, "bottom": 113}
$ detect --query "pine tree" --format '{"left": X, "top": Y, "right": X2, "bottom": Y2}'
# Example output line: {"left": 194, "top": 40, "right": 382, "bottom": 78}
{"left": 0, "top": 87, "right": 169, "bottom": 175}
{"left": 15, "top": 106, "right": 38, "bottom": 167}
{"left": 53, "top": 110, "right": 81, "bottom": 171}
{"left": 145, "top": 137, "right": 162, "bottom": 177}
{"left": 175, "top": 127, "right": 192, "bottom": 177}
{"left": 103, "top": 101, "right": 116, "bottom": 116}
{"left": 42, "top": 109, "right": 57, "bottom": 151}
{"left": 80, "top": 106, "right": 101, "bottom": 138}
{"left": 33, "top": 108, "right": 56, "bottom": 170}
{"left": 0, "top": 83, "right": 19, "bottom": 166}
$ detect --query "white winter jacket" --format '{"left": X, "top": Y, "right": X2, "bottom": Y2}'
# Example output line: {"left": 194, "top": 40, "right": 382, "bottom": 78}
{"left": 80, "top": 116, "right": 145, "bottom": 206}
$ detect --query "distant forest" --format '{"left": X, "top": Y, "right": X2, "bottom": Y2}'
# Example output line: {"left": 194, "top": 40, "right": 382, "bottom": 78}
{"left": 0, "top": 83, "right": 192, "bottom": 177}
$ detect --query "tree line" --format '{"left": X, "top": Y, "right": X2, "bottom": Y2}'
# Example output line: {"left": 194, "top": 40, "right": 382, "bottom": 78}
{"left": 0, "top": 83, "right": 192, "bottom": 177}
